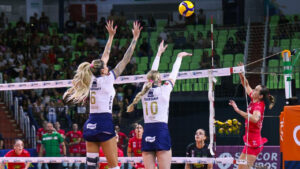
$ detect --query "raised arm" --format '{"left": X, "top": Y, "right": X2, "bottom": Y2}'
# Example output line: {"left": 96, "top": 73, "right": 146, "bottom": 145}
{"left": 101, "top": 20, "right": 117, "bottom": 65}
{"left": 113, "top": 21, "right": 142, "bottom": 77}
{"left": 168, "top": 52, "right": 192, "bottom": 85}
{"left": 151, "top": 40, "right": 168, "bottom": 71}
{"left": 229, "top": 100, "right": 261, "bottom": 123}
{"left": 238, "top": 63, "right": 252, "bottom": 95}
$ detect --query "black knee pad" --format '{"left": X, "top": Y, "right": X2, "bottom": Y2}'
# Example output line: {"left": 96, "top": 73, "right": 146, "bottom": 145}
{"left": 86, "top": 156, "right": 99, "bottom": 169}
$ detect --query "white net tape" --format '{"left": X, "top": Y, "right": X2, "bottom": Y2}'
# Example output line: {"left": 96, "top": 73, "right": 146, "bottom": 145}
{"left": 0, "top": 66, "right": 244, "bottom": 91}
{"left": 0, "top": 157, "right": 247, "bottom": 165}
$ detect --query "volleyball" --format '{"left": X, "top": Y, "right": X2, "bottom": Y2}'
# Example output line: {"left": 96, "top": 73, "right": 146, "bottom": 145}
{"left": 178, "top": 1, "right": 194, "bottom": 17}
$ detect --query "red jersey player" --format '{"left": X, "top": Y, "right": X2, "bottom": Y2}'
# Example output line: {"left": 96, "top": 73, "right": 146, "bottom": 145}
{"left": 229, "top": 68, "right": 275, "bottom": 168}
{"left": 66, "top": 123, "right": 82, "bottom": 169}
{"left": 115, "top": 125, "right": 128, "bottom": 151}
{"left": 127, "top": 124, "right": 144, "bottom": 169}
{"left": 36, "top": 121, "right": 48, "bottom": 155}
{"left": 1, "top": 140, "right": 31, "bottom": 169}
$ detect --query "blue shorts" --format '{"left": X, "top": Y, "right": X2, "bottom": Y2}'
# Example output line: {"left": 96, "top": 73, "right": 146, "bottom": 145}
{"left": 83, "top": 113, "right": 116, "bottom": 142}
{"left": 142, "top": 122, "right": 171, "bottom": 152}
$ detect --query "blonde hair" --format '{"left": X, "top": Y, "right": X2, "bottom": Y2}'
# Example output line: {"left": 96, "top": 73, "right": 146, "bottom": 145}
{"left": 127, "top": 70, "right": 160, "bottom": 110}
{"left": 63, "top": 59, "right": 104, "bottom": 103}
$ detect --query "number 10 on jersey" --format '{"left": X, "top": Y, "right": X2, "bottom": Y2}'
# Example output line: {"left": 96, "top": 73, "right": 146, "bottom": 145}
{"left": 144, "top": 101, "right": 158, "bottom": 115}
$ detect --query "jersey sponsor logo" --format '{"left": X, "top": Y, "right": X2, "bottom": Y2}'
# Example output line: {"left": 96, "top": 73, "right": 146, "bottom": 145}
{"left": 91, "top": 80, "right": 101, "bottom": 90}
{"left": 148, "top": 89, "right": 154, "bottom": 97}
{"left": 87, "top": 123, "right": 97, "bottom": 130}
{"left": 133, "top": 142, "right": 136, "bottom": 148}
{"left": 145, "top": 136, "right": 156, "bottom": 143}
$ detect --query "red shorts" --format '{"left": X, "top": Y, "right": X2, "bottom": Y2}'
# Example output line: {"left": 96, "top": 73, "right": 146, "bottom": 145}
{"left": 242, "top": 145, "right": 264, "bottom": 156}
{"left": 69, "top": 145, "right": 80, "bottom": 154}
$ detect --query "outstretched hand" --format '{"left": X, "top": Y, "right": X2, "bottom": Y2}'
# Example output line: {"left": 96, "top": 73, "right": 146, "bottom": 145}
{"left": 229, "top": 100, "right": 239, "bottom": 113}
{"left": 132, "top": 21, "right": 143, "bottom": 39}
{"left": 105, "top": 20, "right": 117, "bottom": 36}
{"left": 157, "top": 40, "right": 168, "bottom": 55}
{"left": 177, "top": 52, "right": 192, "bottom": 58}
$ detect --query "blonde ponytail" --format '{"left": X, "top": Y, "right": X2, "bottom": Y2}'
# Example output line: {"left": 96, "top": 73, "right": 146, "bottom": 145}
{"left": 127, "top": 70, "right": 160, "bottom": 112}
{"left": 127, "top": 82, "right": 153, "bottom": 112}
{"left": 63, "top": 62, "right": 93, "bottom": 103}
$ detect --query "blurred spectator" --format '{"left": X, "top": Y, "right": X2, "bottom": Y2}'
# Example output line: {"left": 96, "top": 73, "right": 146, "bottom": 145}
{"left": 66, "top": 123, "right": 82, "bottom": 169}
{"left": 119, "top": 11, "right": 127, "bottom": 27}
{"left": 15, "top": 71, "right": 27, "bottom": 83}
{"left": 57, "top": 100, "right": 71, "bottom": 128}
{"left": 197, "top": 9, "right": 206, "bottom": 25}
{"left": 223, "top": 37, "right": 235, "bottom": 54}
{"left": 212, "top": 49, "right": 221, "bottom": 68}
{"left": 39, "top": 12, "right": 49, "bottom": 32}
{"left": 85, "top": 34, "right": 98, "bottom": 47}
{"left": 115, "top": 125, "right": 128, "bottom": 151}
{"left": 186, "top": 34, "right": 196, "bottom": 49}
{"left": 0, "top": 12, "right": 8, "bottom": 30}
{"left": 174, "top": 32, "right": 186, "bottom": 49}
{"left": 148, "top": 15, "right": 156, "bottom": 28}
{"left": 292, "top": 15, "right": 300, "bottom": 32}
{"left": 108, "top": 10, "right": 117, "bottom": 23}
{"left": 65, "top": 17, "right": 77, "bottom": 33}
{"left": 235, "top": 38, "right": 244, "bottom": 54}
{"left": 195, "top": 32, "right": 205, "bottom": 49}
{"left": 0, "top": 133, "right": 3, "bottom": 149}
{"left": 46, "top": 100, "right": 57, "bottom": 123}
{"left": 33, "top": 98, "right": 46, "bottom": 124}
{"left": 1, "top": 139, "right": 31, "bottom": 169}
{"left": 137, "top": 16, "right": 146, "bottom": 28}
{"left": 39, "top": 122, "right": 66, "bottom": 169}
{"left": 138, "top": 38, "right": 151, "bottom": 57}
{"left": 128, "top": 122, "right": 138, "bottom": 138}
{"left": 200, "top": 51, "right": 210, "bottom": 69}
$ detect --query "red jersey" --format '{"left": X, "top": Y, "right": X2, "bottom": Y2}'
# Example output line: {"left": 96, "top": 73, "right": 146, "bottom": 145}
{"left": 57, "top": 129, "right": 65, "bottom": 136}
{"left": 244, "top": 92, "right": 268, "bottom": 147}
{"left": 66, "top": 131, "right": 82, "bottom": 144}
{"left": 128, "top": 137, "right": 142, "bottom": 156}
{"left": 37, "top": 128, "right": 47, "bottom": 154}
{"left": 79, "top": 141, "right": 86, "bottom": 155}
{"left": 128, "top": 137, "right": 144, "bottom": 168}
{"left": 129, "top": 130, "right": 136, "bottom": 138}
{"left": 66, "top": 131, "right": 82, "bottom": 154}
{"left": 37, "top": 128, "right": 47, "bottom": 140}
{"left": 5, "top": 149, "right": 30, "bottom": 169}
{"left": 117, "top": 132, "right": 127, "bottom": 150}
{"left": 99, "top": 147, "right": 123, "bottom": 169}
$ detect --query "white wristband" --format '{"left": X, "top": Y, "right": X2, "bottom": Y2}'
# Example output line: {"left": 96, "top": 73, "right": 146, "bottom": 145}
{"left": 169, "top": 57, "right": 182, "bottom": 81}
